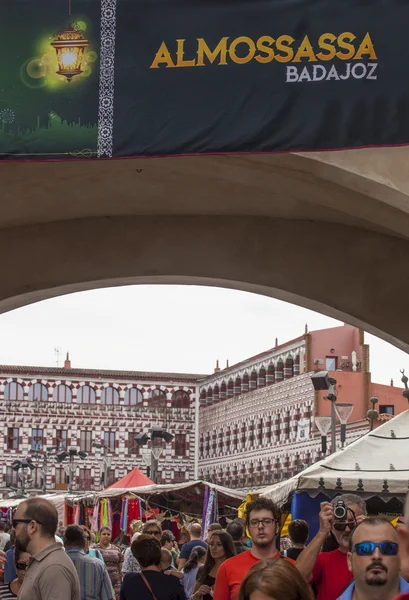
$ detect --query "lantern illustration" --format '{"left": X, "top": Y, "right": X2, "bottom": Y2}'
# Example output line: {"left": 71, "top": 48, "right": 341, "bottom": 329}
{"left": 51, "top": 25, "right": 89, "bottom": 82}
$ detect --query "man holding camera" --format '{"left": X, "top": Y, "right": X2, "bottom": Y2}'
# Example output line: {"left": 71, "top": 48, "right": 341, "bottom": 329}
{"left": 296, "top": 493, "right": 367, "bottom": 600}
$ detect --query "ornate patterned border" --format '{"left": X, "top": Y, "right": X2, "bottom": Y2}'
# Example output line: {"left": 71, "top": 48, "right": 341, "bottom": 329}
{"left": 97, "top": 0, "right": 117, "bottom": 158}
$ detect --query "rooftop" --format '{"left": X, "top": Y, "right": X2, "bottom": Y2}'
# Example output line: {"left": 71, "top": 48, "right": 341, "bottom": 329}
{"left": 0, "top": 364, "right": 206, "bottom": 383}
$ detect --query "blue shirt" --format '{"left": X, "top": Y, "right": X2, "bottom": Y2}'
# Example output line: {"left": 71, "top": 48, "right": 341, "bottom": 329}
{"left": 4, "top": 548, "right": 16, "bottom": 584}
{"left": 179, "top": 540, "right": 208, "bottom": 560}
{"left": 337, "top": 576, "right": 409, "bottom": 600}
{"left": 65, "top": 547, "right": 115, "bottom": 600}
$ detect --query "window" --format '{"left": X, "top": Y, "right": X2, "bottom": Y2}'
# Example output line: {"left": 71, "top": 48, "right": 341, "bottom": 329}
{"left": 56, "top": 429, "right": 68, "bottom": 451}
{"left": 106, "top": 469, "right": 116, "bottom": 487}
{"left": 31, "top": 428, "right": 43, "bottom": 451}
{"left": 100, "top": 386, "right": 119, "bottom": 405}
{"left": 55, "top": 466, "right": 68, "bottom": 490}
{"left": 128, "top": 431, "right": 139, "bottom": 454}
{"left": 174, "top": 433, "right": 186, "bottom": 457}
{"left": 172, "top": 390, "right": 190, "bottom": 408}
{"left": 124, "top": 388, "right": 143, "bottom": 406}
{"left": 80, "top": 430, "right": 92, "bottom": 453}
{"left": 149, "top": 389, "right": 167, "bottom": 408}
{"left": 78, "top": 468, "right": 92, "bottom": 490}
{"left": 325, "top": 356, "right": 337, "bottom": 371}
{"left": 4, "top": 382, "right": 24, "bottom": 401}
{"left": 104, "top": 431, "right": 115, "bottom": 450}
{"left": 28, "top": 383, "right": 48, "bottom": 402}
{"left": 77, "top": 386, "right": 96, "bottom": 404}
{"left": 6, "top": 466, "right": 19, "bottom": 487}
{"left": 173, "top": 471, "right": 185, "bottom": 483}
{"left": 379, "top": 405, "right": 394, "bottom": 415}
{"left": 7, "top": 428, "right": 19, "bottom": 450}
{"left": 53, "top": 384, "right": 72, "bottom": 403}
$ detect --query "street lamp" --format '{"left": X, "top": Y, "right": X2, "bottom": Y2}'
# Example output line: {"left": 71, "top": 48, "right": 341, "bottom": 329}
{"left": 11, "top": 458, "right": 35, "bottom": 494}
{"left": 311, "top": 371, "right": 337, "bottom": 454}
{"left": 55, "top": 448, "right": 87, "bottom": 492}
{"left": 92, "top": 442, "right": 114, "bottom": 487}
{"left": 334, "top": 403, "right": 354, "bottom": 447}
{"left": 29, "top": 446, "right": 58, "bottom": 494}
{"left": 136, "top": 428, "right": 174, "bottom": 483}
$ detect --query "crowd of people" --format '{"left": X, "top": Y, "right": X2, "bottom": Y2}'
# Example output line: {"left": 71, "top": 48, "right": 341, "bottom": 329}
{"left": 0, "top": 491, "right": 408, "bottom": 600}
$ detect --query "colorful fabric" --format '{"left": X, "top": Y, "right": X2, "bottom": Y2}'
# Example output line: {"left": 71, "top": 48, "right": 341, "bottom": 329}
{"left": 65, "top": 548, "right": 115, "bottom": 600}
{"left": 94, "top": 544, "right": 123, "bottom": 600}
{"left": 91, "top": 502, "right": 100, "bottom": 532}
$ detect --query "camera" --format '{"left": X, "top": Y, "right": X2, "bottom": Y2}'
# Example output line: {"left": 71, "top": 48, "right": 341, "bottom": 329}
{"left": 333, "top": 500, "right": 347, "bottom": 520}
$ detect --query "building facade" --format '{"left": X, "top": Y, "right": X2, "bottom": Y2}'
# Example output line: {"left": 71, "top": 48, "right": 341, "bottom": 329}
{"left": 0, "top": 323, "right": 406, "bottom": 495}
{"left": 197, "top": 324, "right": 407, "bottom": 488}
{"left": 0, "top": 359, "right": 201, "bottom": 495}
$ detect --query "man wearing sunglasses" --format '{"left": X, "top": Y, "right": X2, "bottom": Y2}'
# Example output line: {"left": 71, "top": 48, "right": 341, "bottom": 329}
{"left": 337, "top": 517, "right": 409, "bottom": 600}
{"left": 296, "top": 493, "right": 367, "bottom": 600}
{"left": 12, "top": 497, "right": 80, "bottom": 600}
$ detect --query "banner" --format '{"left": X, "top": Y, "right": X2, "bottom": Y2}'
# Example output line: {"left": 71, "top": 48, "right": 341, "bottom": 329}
{"left": 296, "top": 418, "right": 310, "bottom": 441}
{"left": 1, "top": 0, "right": 409, "bottom": 160}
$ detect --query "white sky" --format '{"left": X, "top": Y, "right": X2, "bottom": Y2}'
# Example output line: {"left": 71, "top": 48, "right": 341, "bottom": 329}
{"left": 0, "top": 285, "right": 407, "bottom": 386}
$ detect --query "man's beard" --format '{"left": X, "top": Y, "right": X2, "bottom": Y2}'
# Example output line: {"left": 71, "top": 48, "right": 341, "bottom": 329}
{"left": 15, "top": 529, "right": 30, "bottom": 553}
{"left": 365, "top": 563, "right": 388, "bottom": 586}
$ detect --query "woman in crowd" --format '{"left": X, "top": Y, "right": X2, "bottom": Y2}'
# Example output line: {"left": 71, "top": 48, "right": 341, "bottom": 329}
{"left": 181, "top": 545, "right": 207, "bottom": 599}
{"left": 0, "top": 548, "right": 30, "bottom": 599}
{"left": 192, "top": 531, "right": 235, "bottom": 600}
{"left": 79, "top": 525, "right": 104, "bottom": 561}
{"left": 122, "top": 533, "right": 141, "bottom": 574}
{"left": 120, "top": 534, "right": 186, "bottom": 600}
{"left": 94, "top": 526, "right": 123, "bottom": 599}
{"left": 239, "top": 559, "right": 314, "bottom": 600}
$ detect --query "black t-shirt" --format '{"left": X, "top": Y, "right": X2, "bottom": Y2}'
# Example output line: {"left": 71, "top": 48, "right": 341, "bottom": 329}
{"left": 179, "top": 539, "right": 208, "bottom": 560}
{"left": 286, "top": 547, "right": 304, "bottom": 560}
{"left": 120, "top": 571, "right": 187, "bottom": 600}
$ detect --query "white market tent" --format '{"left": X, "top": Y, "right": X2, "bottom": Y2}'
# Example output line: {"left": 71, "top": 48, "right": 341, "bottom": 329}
{"left": 260, "top": 409, "right": 409, "bottom": 506}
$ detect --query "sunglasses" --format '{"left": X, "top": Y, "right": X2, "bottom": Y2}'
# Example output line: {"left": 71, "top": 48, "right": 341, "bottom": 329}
{"left": 333, "top": 521, "right": 356, "bottom": 532}
{"left": 353, "top": 541, "right": 399, "bottom": 556}
{"left": 12, "top": 519, "right": 42, "bottom": 529}
{"left": 145, "top": 531, "right": 161, "bottom": 536}
{"left": 16, "top": 562, "right": 28, "bottom": 571}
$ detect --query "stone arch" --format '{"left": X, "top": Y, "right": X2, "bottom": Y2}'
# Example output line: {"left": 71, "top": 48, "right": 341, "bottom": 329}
{"left": 284, "top": 356, "right": 294, "bottom": 379}
{"left": 257, "top": 366, "right": 266, "bottom": 388}
{"left": 266, "top": 363, "right": 275, "bottom": 385}
{"left": 227, "top": 379, "right": 234, "bottom": 398}
{"left": 250, "top": 369, "right": 258, "bottom": 390}
{"left": 220, "top": 380, "right": 227, "bottom": 400}
{"left": 213, "top": 384, "right": 220, "bottom": 401}
{"left": 276, "top": 359, "right": 284, "bottom": 382}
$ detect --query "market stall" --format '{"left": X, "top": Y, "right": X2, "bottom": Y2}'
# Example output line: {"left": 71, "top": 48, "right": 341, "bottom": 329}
{"left": 260, "top": 409, "right": 409, "bottom": 537}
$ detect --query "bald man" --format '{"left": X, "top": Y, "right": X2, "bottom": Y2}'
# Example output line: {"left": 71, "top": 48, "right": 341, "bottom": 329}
{"left": 13, "top": 497, "right": 80, "bottom": 600}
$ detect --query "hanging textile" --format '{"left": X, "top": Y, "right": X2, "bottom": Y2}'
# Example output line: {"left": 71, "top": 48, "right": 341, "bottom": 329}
{"left": 201, "top": 485, "right": 210, "bottom": 535}
{"left": 203, "top": 487, "right": 215, "bottom": 540}
{"left": 107, "top": 499, "right": 113, "bottom": 530}
{"left": 126, "top": 499, "right": 141, "bottom": 534}
{"left": 91, "top": 501, "right": 100, "bottom": 532}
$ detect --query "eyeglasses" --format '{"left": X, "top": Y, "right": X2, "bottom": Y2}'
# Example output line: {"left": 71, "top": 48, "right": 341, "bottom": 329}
{"left": 333, "top": 521, "right": 356, "bottom": 532}
{"left": 16, "top": 562, "right": 28, "bottom": 571}
{"left": 249, "top": 518, "right": 275, "bottom": 528}
{"left": 353, "top": 541, "right": 399, "bottom": 556}
{"left": 12, "top": 519, "right": 41, "bottom": 529}
{"left": 145, "top": 530, "right": 161, "bottom": 536}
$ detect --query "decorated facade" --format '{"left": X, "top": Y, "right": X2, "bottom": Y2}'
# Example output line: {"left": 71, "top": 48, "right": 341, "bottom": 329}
{"left": 0, "top": 323, "right": 406, "bottom": 494}
{"left": 0, "top": 360, "right": 200, "bottom": 494}
{"left": 197, "top": 324, "right": 407, "bottom": 488}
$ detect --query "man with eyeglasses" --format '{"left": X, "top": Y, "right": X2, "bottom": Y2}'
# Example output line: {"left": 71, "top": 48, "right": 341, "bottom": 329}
{"left": 12, "top": 497, "right": 80, "bottom": 600}
{"left": 337, "top": 517, "right": 409, "bottom": 600}
{"left": 214, "top": 497, "right": 294, "bottom": 600}
{"left": 296, "top": 493, "right": 367, "bottom": 600}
